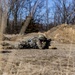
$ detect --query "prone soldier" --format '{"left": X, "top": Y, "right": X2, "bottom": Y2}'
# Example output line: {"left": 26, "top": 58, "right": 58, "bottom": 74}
{"left": 1, "top": 34, "right": 51, "bottom": 49}
{"left": 19, "top": 34, "right": 51, "bottom": 49}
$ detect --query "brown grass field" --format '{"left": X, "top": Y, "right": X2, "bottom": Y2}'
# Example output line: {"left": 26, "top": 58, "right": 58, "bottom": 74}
{"left": 0, "top": 43, "right": 75, "bottom": 75}
{"left": 0, "top": 24, "right": 75, "bottom": 75}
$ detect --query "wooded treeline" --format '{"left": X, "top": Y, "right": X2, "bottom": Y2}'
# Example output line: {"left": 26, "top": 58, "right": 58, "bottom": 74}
{"left": 0, "top": 0, "right": 75, "bottom": 34}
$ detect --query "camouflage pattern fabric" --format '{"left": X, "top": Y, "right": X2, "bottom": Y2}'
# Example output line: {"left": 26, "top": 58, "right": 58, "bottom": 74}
{"left": 18, "top": 34, "right": 49, "bottom": 49}
{"left": 1, "top": 34, "right": 50, "bottom": 49}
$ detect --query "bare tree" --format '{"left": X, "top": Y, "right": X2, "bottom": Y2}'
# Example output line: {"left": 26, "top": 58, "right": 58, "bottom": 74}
{"left": 70, "top": 0, "right": 75, "bottom": 24}
{"left": 0, "top": 0, "right": 2, "bottom": 29}
{"left": 46, "top": 0, "right": 49, "bottom": 29}
{"left": 54, "top": 0, "right": 71, "bottom": 24}
{"left": 20, "top": 0, "right": 40, "bottom": 34}
{"left": 7, "top": 0, "right": 21, "bottom": 33}
{"left": 0, "top": 0, "right": 9, "bottom": 40}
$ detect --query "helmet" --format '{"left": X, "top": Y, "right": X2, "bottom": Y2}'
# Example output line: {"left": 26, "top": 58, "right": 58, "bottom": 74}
{"left": 38, "top": 34, "right": 46, "bottom": 40}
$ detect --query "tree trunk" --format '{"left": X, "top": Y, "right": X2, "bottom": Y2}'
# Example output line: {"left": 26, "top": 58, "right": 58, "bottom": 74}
{"left": 0, "top": 8, "right": 2, "bottom": 27}
{"left": 0, "top": 12, "right": 8, "bottom": 40}
{"left": 0, "top": 0, "right": 2, "bottom": 29}
{"left": 19, "top": 0, "right": 39, "bottom": 34}
{"left": 0, "top": 0, "right": 8, "bottom": 40}
{"left": 46, "top": 0, "right": 49, "bottom": 30}
{"left": 20, "top": 16, "right": 32, "bottom": 34}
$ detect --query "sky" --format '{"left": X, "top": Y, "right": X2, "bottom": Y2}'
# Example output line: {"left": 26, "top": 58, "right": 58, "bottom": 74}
{"left": 9, "top": 0, "right": 73, "bottom": 23}
{"left": 45, "top": 0, "right": 73, "bottom": 23}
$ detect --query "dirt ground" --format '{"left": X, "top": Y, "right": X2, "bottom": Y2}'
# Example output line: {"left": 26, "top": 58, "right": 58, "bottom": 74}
{"left": 45, "top": 24, "right": 75, "bottom": 43}
{"left": 0, "top": 42, "right": 75, "bottom": 75}
{"left": 0, "top": 24, "right": 75, "bottom": 75}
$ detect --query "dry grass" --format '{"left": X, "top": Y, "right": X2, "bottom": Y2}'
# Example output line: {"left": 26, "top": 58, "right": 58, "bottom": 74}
{"left": 45, "top": 24, "right": 75, "bottom": 43}
{"left": 0, "top": 24, "right": 75, "bottom": 75}
{"left": 0, "top": 43, "right": 75, "bottom": 75}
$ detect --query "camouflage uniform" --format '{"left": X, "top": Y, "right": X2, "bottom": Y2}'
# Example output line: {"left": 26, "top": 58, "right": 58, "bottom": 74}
{"left": 19, "top": 34, "right": 48, "bottom": 49}
{"left": 36, "top": 34, "right": 47, "bottom": 49}
{"left": 2, "top": 34, "right": 50, "bottom": 49}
